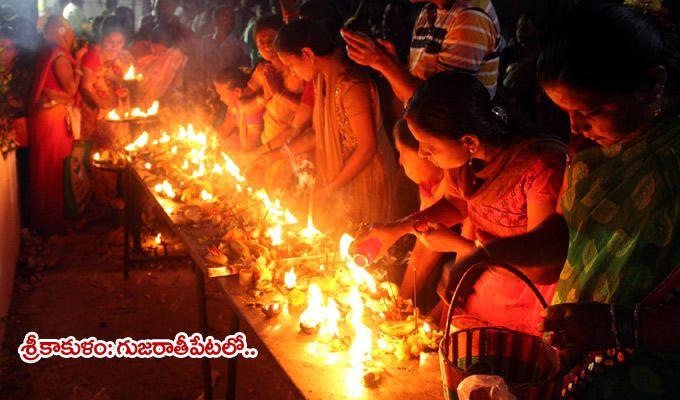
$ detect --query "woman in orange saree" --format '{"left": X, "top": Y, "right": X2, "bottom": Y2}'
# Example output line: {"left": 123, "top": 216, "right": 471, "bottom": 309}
{"left": 28, "top": 17, "right": 82, "bottom": 235}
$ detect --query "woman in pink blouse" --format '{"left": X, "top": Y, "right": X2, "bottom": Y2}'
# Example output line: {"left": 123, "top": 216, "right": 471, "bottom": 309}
{"left": 356, "top": 72, "right": 567, "bottom": 335}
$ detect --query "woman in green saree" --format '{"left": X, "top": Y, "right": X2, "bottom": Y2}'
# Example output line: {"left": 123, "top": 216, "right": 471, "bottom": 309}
{"left": 445, "top": 2, "right": 680, "bottom": 398}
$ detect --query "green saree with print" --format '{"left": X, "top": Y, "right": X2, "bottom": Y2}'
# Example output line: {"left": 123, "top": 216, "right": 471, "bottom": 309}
{"left": 555, "top": 115, "right": 680, "bottom": 399}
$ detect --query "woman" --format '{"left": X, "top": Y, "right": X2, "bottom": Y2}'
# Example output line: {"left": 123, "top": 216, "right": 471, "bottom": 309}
{"left": 356, "top": 71, "right": 567, "bottom": 334}
{"left": 28, "top": 16, "right": 83, "bottom": 235}
{"left": 245, "top": 14, "right": 304, "bottom": 148}
{"left": 80, "top": 15, "right": 134, "bottom": 148}
{"left": 452, "top": 2, "right": 680, "bottom": 398}
{"left": 0, "top": 27, "right": 23, "bottom": 346}
{"left": 273, "top": 19, "right": 397, "bottom": 231}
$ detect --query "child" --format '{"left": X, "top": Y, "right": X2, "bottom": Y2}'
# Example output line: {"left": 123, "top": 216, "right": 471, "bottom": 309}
{"left": 213, "top": 67, "right": 263, "bottom": 151}
{"left": 392, "top": 119, "right": 445, "bottom": 309}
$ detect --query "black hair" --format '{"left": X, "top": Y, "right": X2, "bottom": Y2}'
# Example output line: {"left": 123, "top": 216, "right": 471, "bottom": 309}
{"left": 299, "top": 0, "right": 342, "bottom": 30}
{"left": 405, "top": 71, "right": 514, "bottom": 144}
{"left": 274, "top": 19, "right": 335, "bottom": 56}
{"left": 393, "top": 118, "right": 418, "bottom": 151}
{"left": 212, "top": 4, "right": 234, "bottom": 21}
{"left": 538, "top": 1, "right": 680, "bottom": 96}
{"left": 253, "top": 14, "right": 284, "bottom": 36}
{"left": 214, "top": 67, "right": 250, "bottom": 88}
{"left": 100, "top": 15, "right": 128, "bottom": 40}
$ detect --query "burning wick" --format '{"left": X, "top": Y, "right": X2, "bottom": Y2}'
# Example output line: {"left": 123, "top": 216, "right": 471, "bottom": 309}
{"left": 299, "top": 284, "right": 323, "bottom": 334}
{"left": 284, "top": 267, "right": 297, "bottom": 289}
{"left": 124, "top": 65, "right": 143, "bottom": 81}
{"left": 262, "top": 303, "right": 282, "bottom": 319}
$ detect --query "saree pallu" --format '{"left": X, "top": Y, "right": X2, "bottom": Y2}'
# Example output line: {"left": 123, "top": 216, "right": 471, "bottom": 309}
{"left": 28, "top": 46, "right": 77, "bottom": 235}
{"left": 28, "top": 104, "right": 75, "bottom": 234}
{"left": 312, "top": 59, "right": 397, "bottom": 232}
{"left": 555, "top": 115, "right": 680, "bottom": 399}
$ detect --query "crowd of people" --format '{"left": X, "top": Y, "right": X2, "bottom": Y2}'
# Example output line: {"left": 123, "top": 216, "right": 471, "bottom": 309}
{"left": 1, "top": 0, "right": 679, "bottom": 397}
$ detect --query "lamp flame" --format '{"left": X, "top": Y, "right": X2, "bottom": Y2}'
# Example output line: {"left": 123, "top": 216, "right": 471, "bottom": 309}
{"left": 284, "top": 267, "right": 297, "bottom": 289}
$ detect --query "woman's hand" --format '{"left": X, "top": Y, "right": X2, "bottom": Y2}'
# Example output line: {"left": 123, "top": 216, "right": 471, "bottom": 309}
{"left": 539, "top": 303, "right": 616, "bottom": 354}
{"left": 341, "top": 29, "right": 391, "bottom": 70}
{"left": 414, "top": 222, "right": 461, "bottom": 252}
{"left": 75, "top": 46, "right": 88, "bottom": 63}
{"left": 353, "top": 221, "right": 410, "bottom": 260}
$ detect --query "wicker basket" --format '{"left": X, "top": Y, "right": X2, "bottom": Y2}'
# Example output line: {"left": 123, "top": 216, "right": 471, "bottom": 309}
{"left": 439, "top": 262, "right": 561, "bottom": 400}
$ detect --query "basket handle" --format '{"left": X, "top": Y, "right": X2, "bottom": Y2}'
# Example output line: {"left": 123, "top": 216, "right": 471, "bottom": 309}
{"left": 442, "top": 262, "right": 549, "bottom": 358}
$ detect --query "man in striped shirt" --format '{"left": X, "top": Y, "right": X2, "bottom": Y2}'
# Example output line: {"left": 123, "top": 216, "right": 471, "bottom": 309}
{"left": 342, "top": 0, "right": 501, "bottom": 101}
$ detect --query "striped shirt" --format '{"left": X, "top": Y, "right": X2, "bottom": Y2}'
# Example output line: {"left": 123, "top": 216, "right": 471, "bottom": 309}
{"left": 409, "top": 0, "right": 501, "bottom": 97}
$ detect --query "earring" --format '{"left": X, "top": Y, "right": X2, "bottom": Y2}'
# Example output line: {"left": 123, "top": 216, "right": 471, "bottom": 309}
{"left": 467, "top": 148, "right": 474, "bottom": 166}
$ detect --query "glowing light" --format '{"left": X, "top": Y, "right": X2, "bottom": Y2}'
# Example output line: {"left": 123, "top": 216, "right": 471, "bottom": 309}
{"left": 107, "top": 109, "right": 121, "bottom": 121}
{"left": 300, "top": 216, "right": 322, "bottom": 240}
{"left": 154, "top": 233, "right": 162, "bottom": 245}
{"left": 159, "top": 180, "right": 175, "bottom": 198}
{"left": 266, "top": 224, "right": 283, "bottom": 246}
{"left": 423, "top": 322, "right": 431, "bottom": 334}
{"left": 93, "top": 152, "right": 101, "bottom": 161}
{"left": 200, "top": 189, "right": 213, "bottom": 202}
{"left": 340, "top": 234, "right": 377, "bottom": 293}
{"left": 144, "top": 162, "right": 151, "bottom": 170}
{"left": 320, "top": 299, "right": 340, "bottom": 339}
{"left": 123, "top": 65, "right": 143, "bottom": 81}
{"left": 124, "top": 131, "right": 149, "bottom": 152}
{"left": 348, "top": 288, "right": 372, "bottom": 368}
{"left": 299, "top": 284, "right": 324, "bottom": 330}
{"left": 221, "top": 153, "right": 246, "bottom": 182}
{"left": 284, "top": 267, "right": 297, "bottom": 289}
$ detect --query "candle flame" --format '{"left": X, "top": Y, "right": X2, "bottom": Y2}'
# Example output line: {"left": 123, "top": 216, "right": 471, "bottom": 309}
{"left": 284, "top": 267, "right": 297, "bottom": 289}
{"left": 160, "top": 180, "right": 175, "bottom": 198}
{"left": 348, "top": 288, "right": 372, "bottom": 368}
{"left": 93, "top": 152, "right": 101, "bottom": 161}
{"left": 124, "top": 65, "right": 143, "bottom": 81}
{"left": 300, "top": 215, "right": 322, "bottom": 240}
{"left": 320, "top": 299, "right": 340, "bottom": 339}
{"left": 200, "top": 189, "right": 213, "bottom": 202}
{"left": 340, "top": 234, "right": 377, "bottom": 293}
{"left": 266, "top": 224, "right": 283, "bottom": 246}
{"left": 299, "top": 284, "right": 324, "bottom": 329}
{"left": 154, "top": 233, "right": 162, "bottom": 245}
{"left": 124, "top": 131, "right": 149, "bottom": 152}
